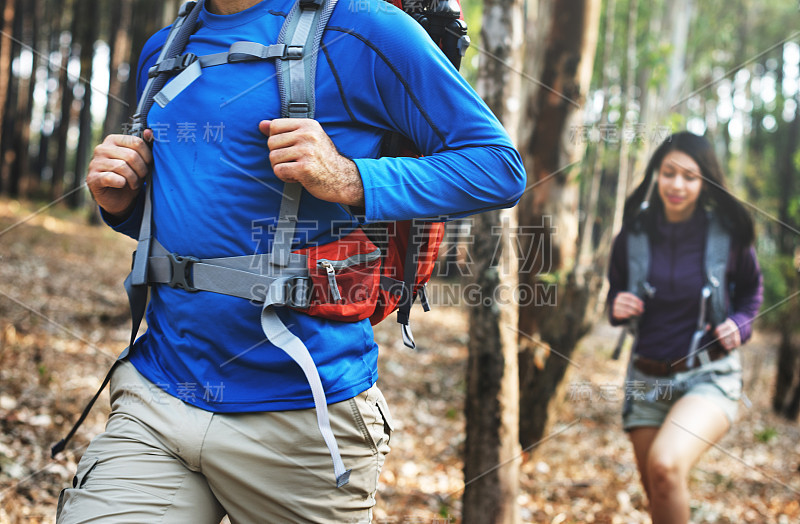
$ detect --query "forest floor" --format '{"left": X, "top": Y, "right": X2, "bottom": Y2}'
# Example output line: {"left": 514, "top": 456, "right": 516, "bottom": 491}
{"left": 1, "top": 196, "right": 799, "bottom": 524}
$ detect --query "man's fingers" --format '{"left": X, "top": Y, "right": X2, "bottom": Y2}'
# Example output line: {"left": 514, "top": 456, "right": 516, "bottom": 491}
{"left": 262, "top": 118, "right": 321, "bottom": 143}
{"left": 90, "top": 156, "right": 144, "bottom": 190}
{"left": 87, "top": 169, "right": 135, "bottom": 192}
{"left": 106, "top": 133, "right": 153, "bottom": 162}
{"left": 267, "top": 127, "right": 307, "bottom": 153}
{"left": 265, "top": 118, "right": 311, "bottom": 135}
{"left": 98, "top": 171, "right": 130, "bottom": 189}
{"left": 271, "top": 162, "right": 302, "bottom": 183}
{"left": 109, "top": 153, "right": 148, "bottom": 183}
{"left": 262, "top": 118, "right": 300, "bottom": 141}
{"left": 268, "top": 143, "right": 305, "bottom": 169}
{"left": 93, "top": 141, "right": 151, "bottom": 180}
{"left": 258, "top": 120, "right": 271, "bottom": 137}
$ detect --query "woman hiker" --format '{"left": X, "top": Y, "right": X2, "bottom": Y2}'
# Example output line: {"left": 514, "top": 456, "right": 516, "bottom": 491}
{"left": 607, "top": 131, "right": 763, "bottom": 524}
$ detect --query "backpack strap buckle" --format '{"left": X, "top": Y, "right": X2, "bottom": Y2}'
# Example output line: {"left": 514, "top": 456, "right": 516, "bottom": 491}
{"left": 178, "top": 0, "right": 197, "bottom": 16}
{"left": 148, "top": 53, "right": 198, "bottom": 77}
{"left": 167, "top": 252, "right": 200, "bottom": 292}
{"left": 264, "top": 276, "right": 310, "bottom": 308}
{"left": 288, "top": 102, "right": 310, "bottom": 115}
{"left": 284, "top": 45, "right": 304, "bottom": 59}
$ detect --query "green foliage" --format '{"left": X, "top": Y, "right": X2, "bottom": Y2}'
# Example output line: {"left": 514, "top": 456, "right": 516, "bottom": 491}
{"left": 789, "top": 196, "right": 800, "bottom": 226}
{"left": 757, "top": 253, "right": 797, "bottom": 329}
{"left": 664, "top": 113, "right": 686, "bottom": 133}
{"left": 754, "top": 426, "right": 778, "bottom": 443}
{"left": 459, "top": 0, "right": 483, "bottom": 89}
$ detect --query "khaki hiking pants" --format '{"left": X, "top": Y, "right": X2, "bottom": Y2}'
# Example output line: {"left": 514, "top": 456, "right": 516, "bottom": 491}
{"left": 57, "top": 360, "right": 393, "bottom": 524}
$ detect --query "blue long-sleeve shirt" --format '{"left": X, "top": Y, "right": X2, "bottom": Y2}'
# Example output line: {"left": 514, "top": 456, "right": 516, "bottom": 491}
{"left": 107, "top": 0, "right": 526, "bottom": 412}
{"left": 607, "top": 209, "right": 763, "bottom": 362}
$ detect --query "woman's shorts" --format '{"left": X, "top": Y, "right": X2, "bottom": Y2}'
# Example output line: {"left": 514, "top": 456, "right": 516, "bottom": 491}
{"left": 622, "top": 349, "right": 743, "bottom": 431}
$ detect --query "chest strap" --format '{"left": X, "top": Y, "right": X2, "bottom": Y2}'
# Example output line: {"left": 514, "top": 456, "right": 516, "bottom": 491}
{"left": 151, "top": 42, "right": 304, "bottom": 108}
{"left": 146, "top": 240, "right": 310, "bottom": 306}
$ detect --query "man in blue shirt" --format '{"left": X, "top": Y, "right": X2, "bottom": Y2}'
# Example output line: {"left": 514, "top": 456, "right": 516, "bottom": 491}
{"left": 60, "top": 0, "right": 525, "bottom": 521}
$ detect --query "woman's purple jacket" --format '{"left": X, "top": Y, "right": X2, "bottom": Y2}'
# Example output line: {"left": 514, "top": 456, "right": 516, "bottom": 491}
{"left": 607, "top": 209, "right": 763, "bottom": 362}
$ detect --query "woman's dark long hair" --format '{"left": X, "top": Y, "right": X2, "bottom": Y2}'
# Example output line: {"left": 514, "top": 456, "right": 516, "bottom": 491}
{"left": 622, "top": 131, "right": 755, "bottom": 246}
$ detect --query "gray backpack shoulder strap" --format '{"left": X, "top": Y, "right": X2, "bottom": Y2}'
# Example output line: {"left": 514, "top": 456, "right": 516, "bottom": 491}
{"left": 129, "top": 0, "right": 204, "bottom": 138}
{"left": 128, "top": 0, "right": 205, "bottom": 335}
{"left": 269, "top": 0, "right": 339, "bottom": 269}
{"left": 612, "top": 225, "right": 650, "bottom": 361}
{"left": 626, "top": 225, "right": 650, "bottom": 298}
{"left": 262, "top": 0, "right": 353, "bottom": 489}
{"left": 704, "top": 210, "right": 731, "bottom": 327}
{"left": 277, "top": 0, "right": 339, "bottom": 119}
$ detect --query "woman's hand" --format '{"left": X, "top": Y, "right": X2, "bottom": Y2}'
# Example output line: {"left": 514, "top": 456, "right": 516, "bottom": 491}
{"left": 612, "top": 292, "right": 645, "bottom": 322}
{"left": 713, "top": 318, "right": 742, "bottom": 351}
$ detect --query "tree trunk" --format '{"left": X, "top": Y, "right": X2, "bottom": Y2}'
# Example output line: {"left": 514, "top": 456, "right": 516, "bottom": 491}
{"left": 773, "top": 313, "right": 800, "bottom": 421}
{"left": 777, "top": 54, "right": 799, "bottom": 256}
{"left": 10, "top": 0, "right": 36, "bottom": 197}
{"left": 576, "top": 0, "right": 615, "bottom": 270}
{"left": 729, "top": 0, "right": 751, "bottom": 192}
{"left": 0, "top": 0, "right": 6, "bottom": 67}
{"left": 0, "top": 0, "right": 21, "bottom": 194}
{"left": 103, "top": 0, "right": 134, "bottom": 137}
{"left": 0, "top": 0, "right": 14, "bottom": 175}
{"left": 462, "top": 0, "right": 524, "bottom": 520}
{"left": 124, "top": 0, "right": 164, "bottom": 115}
{"left": 610, "top": 0, "right": 638, "bottom": 239}
{"left": 664, "top": 0, "right": 694, "bottom": 111}
{"left": 24, "top": 0, "right": 48, "bottom": 197}
{"left": 52, "top": 4, "right": 76, "bottom": 200}
{"left": 464, "top": 210, "right": 521, "bottom": 524}
{"left": 517, "top": 0, "right": 601, "bottom": 449}
{"left": 773, "top": 338, "right": 800, "bottom": 421}
{"left": 34, "top": 26, "right": 60, "bottom": 198}
{"left": 772, "top": 53, "right": 800, "bottom": 420}
{"left": 69, "top": 0, "right": 99, "bottom": 208}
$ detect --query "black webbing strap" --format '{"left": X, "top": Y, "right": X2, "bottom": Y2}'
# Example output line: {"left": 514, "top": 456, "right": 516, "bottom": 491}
{"left": 398, "top": 220, "right": 423, "bottom": 349}
{"left": 51, "top": 348, "right": 129, "bottom": 458}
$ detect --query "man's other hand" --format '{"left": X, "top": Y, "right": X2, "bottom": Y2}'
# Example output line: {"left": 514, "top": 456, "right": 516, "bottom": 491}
{"left": 260, "top": 119, "right": 365, "bottom": 207}
{"left": 86, "top": 131, "right": 153, "bottom": 219}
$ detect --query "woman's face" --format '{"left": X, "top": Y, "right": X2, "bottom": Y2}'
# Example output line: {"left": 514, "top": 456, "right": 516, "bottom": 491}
{"left": 657, "top": 150, "right": 703, "bottom": 223}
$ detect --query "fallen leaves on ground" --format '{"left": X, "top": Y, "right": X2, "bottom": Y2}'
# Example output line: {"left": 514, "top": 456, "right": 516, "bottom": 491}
{"left": 1, "top": 198, "right": 798, "bottom": 524}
